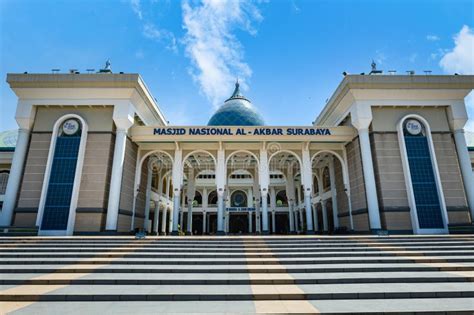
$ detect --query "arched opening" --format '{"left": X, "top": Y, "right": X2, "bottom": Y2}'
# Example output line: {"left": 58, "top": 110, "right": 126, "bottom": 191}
{"left": 398, "top": 115, "right": 448, "bottom": 233}
{"left": 276, "top": 190, "right": 288, "bottom": 207}
{"left": 208, "top": 190, "right": 218, "bottom": 206}
{"left": 37, "top": 114, "right": 88, "bottom": 235}
{"left": 226, "top": 151, "right": 259, "bottom": 235}
{"left": 311, "top": 151, "right": 350, "bottom": 234}
{"left": 182, "top": 150, "right": 216, "bottom": 235}
{"left": 268, "top": 150, "right": 304, "bottom": 234}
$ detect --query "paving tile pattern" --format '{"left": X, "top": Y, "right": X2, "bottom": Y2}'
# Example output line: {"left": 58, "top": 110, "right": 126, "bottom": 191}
{"left": 0, "top": 235, "right": 473, "bottom": 314}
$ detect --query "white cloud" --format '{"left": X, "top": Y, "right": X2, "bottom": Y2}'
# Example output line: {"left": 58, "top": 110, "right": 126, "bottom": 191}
{"left": 130, "top": 0, "right": 143, "bottom": 20}
{"left": 135, "top": 49, "right": 145, "bottom": 59}
{"left": 182, "top": 0, "right": 262, "bottom": 107}
{"left": 129, "top": 0, "right": 177, "bottom": 53}
{"left": 426, "top": 34, "right": 440, "bottom": 41}
{"left": 374, "top": 50, "right": 386, "bottom": 65}
{"left": 439, "top": 25, "right": 474, "bottom": 74}
{"left": 166, "top": 105, "right": 192, "bottom": 125}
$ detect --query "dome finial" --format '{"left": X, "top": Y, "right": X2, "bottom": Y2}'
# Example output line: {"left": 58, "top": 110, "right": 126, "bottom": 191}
{"left": 226, "top": 79, "right": 248, "bottom": 102}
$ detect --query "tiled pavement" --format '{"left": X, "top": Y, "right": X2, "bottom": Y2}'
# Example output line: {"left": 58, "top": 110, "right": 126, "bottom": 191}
{"left": 0, "top": 235, "right": 473, "bottom": 314}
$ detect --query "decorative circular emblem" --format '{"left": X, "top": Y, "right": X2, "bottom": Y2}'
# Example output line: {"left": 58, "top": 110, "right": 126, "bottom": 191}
{"left": 232, "top": 191, "right": 245, "bottom": 207}
{"left": 62, "top": 119, "right": 79, "bottom": 135}
{"left": 405, "top": 119, "right": 422, "bottom": 135}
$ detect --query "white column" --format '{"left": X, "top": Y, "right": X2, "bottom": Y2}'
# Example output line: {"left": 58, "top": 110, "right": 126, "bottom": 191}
{"left": 105, "top": 128, "right": 129, "bottom": 231}
{"left": 217, "top": 191, "right": 225, "bottom": 234}
{"left": 202, "top": 211, "right": 206, "bottom": 235}
{"left": 153, "top": 201, "right": 160, "bottom": 235}
{"left": 152, "top": 172, "right": 163, "bottom": 235}
{"left": 216, "top": 147, "right": 226, "bottom": 235}
{"left": 329, "top": 158, "right": 339, "bottom": 228}
{"left": 202, "top": 187, "right": 208, "bottom": 234}
{"left": 0, "top": 128, "right": 31, "bottom": 226}
{"left": 312, "top": 203, "right": 319, "bottom": 232}
{"left": 143, "top": 161, "right": 154, "bottom": 232}
{"left": 286, "top": 168, "right": 295, "bottom": 233}
{"left": 248, "top": 188, "right": 253, "bottom": 233}
{"left": 358, "top": 128, "right": 382, "bottom": 230}
{"left": 162, "top": 176, "right": 171, "bottom": 235}
{"left": 453, "top": 129, "right": 474, "bottom": 219}
{"left": 270, "top": 187, "right": 276, "bottom": 234}
{"left": 352, "top": 103, "right": 381, "bottom": 231}
{"left": 186, "top": 168, "right": 195, "bottom": 235}
{"left": 321, "top": 200, "right": 328, "bottom": 232}
{"left": 261, "top": 190, "right": 269, "bottom": 234}
{"left": 171, "top": 192, "right": 180, "bottom": 234}
{"left": 171, "top": 147, "right": 183, "bottom": 235}
{"left": 252, "top": 169, "right": 261, "bottom": 233}
{"left": 106, "top": 104, "right": 134, "bottom": 231}
{"left": 304, "top": 193, "right": 314, "bottom": 233}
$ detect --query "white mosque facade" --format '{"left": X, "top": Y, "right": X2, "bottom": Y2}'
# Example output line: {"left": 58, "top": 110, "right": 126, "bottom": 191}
{"left": 0, "top": 67, "right": 473, "bottom": 236}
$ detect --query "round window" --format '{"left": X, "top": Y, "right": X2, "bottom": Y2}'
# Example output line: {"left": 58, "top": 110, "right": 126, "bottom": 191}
{"left": 62, "top": 119, "right": 80, "bottom": 136}
{"left": 405, "top": 119, "right": 422, "bottom": 136}
{"left": 231, "top": 191, "right": 246, "bottom": 207}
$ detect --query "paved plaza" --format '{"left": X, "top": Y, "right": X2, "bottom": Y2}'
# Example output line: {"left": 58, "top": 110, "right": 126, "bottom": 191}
{"left": 0, "top": 235, "right": 474, "bottom": 314}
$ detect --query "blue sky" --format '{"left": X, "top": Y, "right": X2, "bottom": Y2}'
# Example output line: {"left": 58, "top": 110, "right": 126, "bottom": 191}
{"left": 1, "top": 0, "right": 473, "bottom": 131}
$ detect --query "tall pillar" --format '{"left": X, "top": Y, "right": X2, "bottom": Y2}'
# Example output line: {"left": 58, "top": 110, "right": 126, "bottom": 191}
{"left": 328, "top": 158, "right": 339, "bottom": 228}
{"left": 304, "top": 193, "right": 314, "bottom": 234}
{"left": 270, "top": 187, "right": 276, "bottom": 234}
{"left": 1, "top": 102, "right": 35, "bottom": 226}
{"left": 286, "top": 167, "right": 296, "bottom": 234}
{"left": 106, "top": 104, "right": 134, "bottom": 231}
{"left": 171, "top": 146, "right": 183, "bottom": 235}
{"left": 248, "top": 211, "right": 253, "bottom": 233}
{"left": 288, "top": 200, "right": 295, "bottom": 233}
{"left": 0, "top": 128, "right": 31, "bottom": 226}
{"left": 202, "top": 211, "right": 206, "bottom": 235}
{"left": 252, "top": 169, "right": 261, "bottom": 233}
{"left": 186, "top": 168, "right": 195, "bottom": 235}
{"left": 351, "top": 103, "right": 381, "bottom": 231}
{"left": 321, "top": 200, "right": 328, "bottom": 232}
{"left": 216, "top": 146, "right": 226, "bottom": 235}
{"left": 301, "top": 143, "right": 315, "bottom": 234}
{"left": 217, "top": 191, "right": 225, "bottom": 234}
{"left": 202, "top": 188, "right": 208, "bottom": 235}
{"left": 259, "top": 146, "right": 270, "bottom": 234}
{"left": 105, "top": 129, "right": 129, "bottom": 230}
{"left": 143, "top": 160, "right": 155, "bottom": 232}
{"left": 358, "top": 128, "right": 382, "bottom": 230}
{"left": 162, "top": 176, "right": 171, "bottom": 235}
{"left": 248, "top": 188, "right": 253, "bottom": 233}
{"left": 153, "top": 201, "right": 160, "bottom": 235}
{"left": 453, "top": 129, "right": 474, "bottom": 219}
{"left": 312, "top": 203, "right": 318, "bottom": 232}
{"left": 152, "top": 172, "right": 163, "bottom": 235}
{"left": 261, "top": 191, "right": 269, "bottom": 234}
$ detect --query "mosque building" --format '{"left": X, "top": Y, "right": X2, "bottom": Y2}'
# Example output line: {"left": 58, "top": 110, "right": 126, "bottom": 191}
{"left": 0, "top": 62, "right": 473, "bottom": 236}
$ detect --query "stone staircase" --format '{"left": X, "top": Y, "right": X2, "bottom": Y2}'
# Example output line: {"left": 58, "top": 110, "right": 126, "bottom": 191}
{"left": 0, "top": 235, "right": 473, "bottom": 314}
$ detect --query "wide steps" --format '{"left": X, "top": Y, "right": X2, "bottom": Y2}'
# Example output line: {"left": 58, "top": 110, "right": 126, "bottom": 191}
{"left": 1, "top": 235, "right": 473, "bottom": 314}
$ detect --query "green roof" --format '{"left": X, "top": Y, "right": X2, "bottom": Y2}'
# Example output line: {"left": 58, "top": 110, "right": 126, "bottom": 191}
{"left": 0, "top": 130, "right": 17, "bottom": 151}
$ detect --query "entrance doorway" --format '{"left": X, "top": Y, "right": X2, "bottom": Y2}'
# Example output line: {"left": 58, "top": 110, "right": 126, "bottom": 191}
{"left": 275, "top": 213, "right": 289, "bottom": 234}
{"left": 229, "top": 213, "right": 248, "bottom": 234}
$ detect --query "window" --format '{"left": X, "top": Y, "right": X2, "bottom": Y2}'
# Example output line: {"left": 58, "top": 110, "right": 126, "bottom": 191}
{"left": 0, "top": 170, "right": 9, "bottom": 195}
{"left": 403, "top": 118, "right": 444, "bottom": 229}
{"left": 41, "top": 119, "right": 82, "bottom": 230}
{"left": 231, "top": 190, "right": 247, "bottom": 207}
